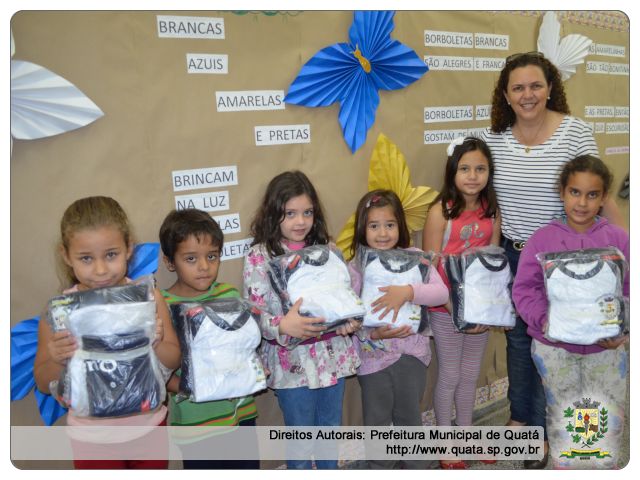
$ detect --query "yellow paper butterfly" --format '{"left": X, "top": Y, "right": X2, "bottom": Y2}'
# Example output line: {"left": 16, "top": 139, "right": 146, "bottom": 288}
{"left": 336, "top": 133, "right": 439, "bottom": 260}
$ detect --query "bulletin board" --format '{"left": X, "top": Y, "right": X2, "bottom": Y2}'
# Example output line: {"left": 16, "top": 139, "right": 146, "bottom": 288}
{"left": 10, "top": 11, "right": 629, "bottom": 461}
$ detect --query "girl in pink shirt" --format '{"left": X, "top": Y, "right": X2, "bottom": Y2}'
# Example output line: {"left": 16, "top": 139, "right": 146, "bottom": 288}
{"left": 422, "top": 137, "right": 501, "bottom": 468}
{"left": 349, "top": 189, "right": 448, "bottom": 469}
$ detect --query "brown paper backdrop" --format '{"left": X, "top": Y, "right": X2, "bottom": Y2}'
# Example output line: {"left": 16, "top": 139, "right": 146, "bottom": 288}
{"left": 10, "top": 11, "right": 629, "bottom": 465}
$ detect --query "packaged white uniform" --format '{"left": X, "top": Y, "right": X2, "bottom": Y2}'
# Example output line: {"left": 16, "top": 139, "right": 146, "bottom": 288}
{"left": 355, "top": 247, "right": 433, "bottom": 333}
{"left": 267, "top": 245, "right": 365, "bottom": 338}
{"left": 46, "top": 275, "right": 165, "bottom": 417}
{"left": 537, "top": 247, "right": 628, "bottom": 345}
{"left": 170, "top": 298, "right": 266, "bottom": 402}
{"left": 444, "top": 246, "right": 516, "bottom": 332}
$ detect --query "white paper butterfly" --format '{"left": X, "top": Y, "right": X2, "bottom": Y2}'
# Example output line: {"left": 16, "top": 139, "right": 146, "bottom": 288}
{"left": 537, "top": 11, "right": 592, "bottom": 81}
{"left": 10, "top": 30, "right": 104, "bottom": 142}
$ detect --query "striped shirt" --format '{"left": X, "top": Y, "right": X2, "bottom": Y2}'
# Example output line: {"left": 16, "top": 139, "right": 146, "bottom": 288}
{"left": 481, "top": 116, "right": 598, "bottom": 242}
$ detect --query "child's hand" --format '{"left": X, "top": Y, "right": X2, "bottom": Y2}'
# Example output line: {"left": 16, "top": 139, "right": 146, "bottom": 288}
{"left": 371, "top": 285, "right": 414, "bottom": 323}
{"left": 152, "top": 314, "right": 164, "bottom": 347}
{"left": 48, "top": 330, "right": 77, "bottom": 365}
{"left": 48, "top": 380, "right": 70, "bottom": 408}
{"left": 279, "top": 298, "right": 326, "bottom": 340}
{"left": 370, "top": 324, "right": 413, "bottom": 340}
{"left": 166, "top": 373, "right": 180, "bottom": 393}
{"left": 597, "top": 334, "right": 629, "bottom": 349}
{"left": 335, "top": 319, "right": 361, "bottom": 336}
{"left": 465, "top": 324, "right": 490, "bottom": 335}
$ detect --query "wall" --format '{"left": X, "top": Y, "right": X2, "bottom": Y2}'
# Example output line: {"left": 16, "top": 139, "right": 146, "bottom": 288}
{"left": 10, "top": 11, "right": 629, "bottom": 465}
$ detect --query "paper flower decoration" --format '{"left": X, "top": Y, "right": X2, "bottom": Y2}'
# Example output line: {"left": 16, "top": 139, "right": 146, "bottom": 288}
{"left": 10, "top": 243, "right": 160, "bottom": 426}
{"left": 537, "top": 11, "right": 592, "bottom": 81}
{"left": 10, "top": 30, "right": 104, "bottom": 142}
{"left": 285, "top": 11, "right": 428, "bottom": 153}
{"left": 336, "top": 134, "right": 438, "bottom": 259}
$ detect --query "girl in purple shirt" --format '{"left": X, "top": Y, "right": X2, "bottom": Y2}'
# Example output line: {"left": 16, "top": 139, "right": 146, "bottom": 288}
{"left": 512, "top": 156, "right": 629, "bottom": 469}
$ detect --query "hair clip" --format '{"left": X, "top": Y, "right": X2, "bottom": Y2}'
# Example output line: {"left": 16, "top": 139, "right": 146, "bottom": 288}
{"left": 365, "top": 194, "right": 381, "bottom": 209}
{"left": 446, "top": 136, "right": 466, "bottom": 157}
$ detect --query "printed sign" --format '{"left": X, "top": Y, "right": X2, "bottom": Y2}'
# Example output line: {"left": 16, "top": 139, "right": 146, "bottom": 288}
{"left": 584, "top": 106, "right": 615, "bottom": 118}
{"left": 474, "top": 33, "right": 509, "bottom": 50}
{"left": 424, "top": 106, "right": 473, "bottom": 123}
{"left": 605, "top": 146, "right": 629, "bottom": 155}
{"left": 424, "top": 30, "right": 473, "bottom": 48}
{"left": 606, "top": 122, "right": 629, "bottom": 134}
{"left": 157, "top": 15, "right": 224, "bottom": 39}
{"left": 424, "top": 128, "right": 468, "bottom": 145}
{"left": 586, "top": 61, "right": 610, "bottom": 74}
{"left": 175, "top": 191, "right": 230, "bottom": 212}
{"left": 475, "top": 105, "right": 491, "bottom": 121}
{"left": 212, "top": 213, "right": 241, "bottom": 234}
{"left": 221, "top": 238, "right": 253, "bottom": 261}
{"left": 255, "top": 125, "right": 311, "bottom": 146}
{"left": 588, "top": 43, "right": 626, "bottom": 57}
{"left": 172, "top": 166, "right": 238, "bottom": 192}
{"left": 186, "top": 54, "right": 228, "bottom": 74}
{"left": 216, "top": 90, "right": 285, "bottom": 112}
{"left": 614, "top": 107, "right": 629, "bottom": 118}
{"left": 474, "top": 57, "right": 505, "bottom": 71}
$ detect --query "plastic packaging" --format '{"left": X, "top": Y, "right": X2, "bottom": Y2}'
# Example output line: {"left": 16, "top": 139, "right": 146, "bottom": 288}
{"left": 355, "top": 246, "right": 433, "bottom": 333}
{"left": 170, "top": 297, "right": 266, "bottom": 402}
{"left": 267, "top": 245, "right": 366, "bottom": 337}
{"left": 444, "top": 245, "right": 516, "bottom": 332}
{"left": 537, "top": 247, "right": 628, "bottom": 344}
{"left": 46, "top": 275, "right": 165, "bottom": 417}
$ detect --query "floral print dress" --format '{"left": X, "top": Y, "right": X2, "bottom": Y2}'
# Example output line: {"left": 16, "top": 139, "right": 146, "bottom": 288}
{"left": 242, "top": 242, "right": 360, "bottom": 390}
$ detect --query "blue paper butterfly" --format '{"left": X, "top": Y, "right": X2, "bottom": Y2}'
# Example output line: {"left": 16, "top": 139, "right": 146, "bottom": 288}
{"left": 285, "top": 11, "right": 428, "bottom": 153}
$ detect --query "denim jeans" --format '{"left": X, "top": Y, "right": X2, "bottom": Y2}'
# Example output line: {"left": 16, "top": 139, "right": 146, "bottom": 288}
{"left": 503, "top": 238, "right": 547, "bottom": 439}
{"left": 275, "top": 378, "right": 345, "bottom": 469}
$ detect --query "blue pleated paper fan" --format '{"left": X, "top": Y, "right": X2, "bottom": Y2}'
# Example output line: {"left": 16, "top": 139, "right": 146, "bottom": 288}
{"left": 10, "top": 317, "right": 39, "bottom": 401}
{"left": 285, "top": 11, "right": 428, "bottom": 153}
{"left": 35, "top": 388, "right": 68, "bottom": 426}
{"left": 127, "top": 242, "right": 160, "bottom": 279}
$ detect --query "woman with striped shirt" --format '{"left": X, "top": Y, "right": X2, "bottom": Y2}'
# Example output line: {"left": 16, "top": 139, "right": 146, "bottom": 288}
{"left": 480, "top": 51, "right": 623, "bottom": 469}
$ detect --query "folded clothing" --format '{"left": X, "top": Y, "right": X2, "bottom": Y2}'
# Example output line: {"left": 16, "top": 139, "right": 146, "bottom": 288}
{"left": 69, "top": 330, "right": 162, "bottom": 417}
{"left": 46, "top": 276, "right": 165, "bottom": 417}
{"left": 268, "top": 245, "right": 365, "bottom": 334}
{"left": 539, "top": 247, "right": 628, "bottom": 344}
{"left": 357, "top": 247, "right": 431, "bottom": 333}
{"left": 171, "top": 298, "right": 266, "bottom": 402}
{"left": 444, "top": 246, "right": 515, "bottom": 331}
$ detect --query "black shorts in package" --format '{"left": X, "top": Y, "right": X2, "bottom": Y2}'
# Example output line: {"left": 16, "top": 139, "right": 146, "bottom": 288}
{"left": 444, "top": 246, "right": 516, "bottom": 332}
{"left": 170, "top": 298, "right": 266, "bottom": 403}
{"left": 537, "top": 247, "right": 629, "bottom": 345}
{"left": 46, "top": 275, "right": 165, "bottom": 417}
{"left": 354, "top": 246, "right": 433, "bottom": 333}
{"left": 267, "top": 245, "right": 366, "bottom": 339}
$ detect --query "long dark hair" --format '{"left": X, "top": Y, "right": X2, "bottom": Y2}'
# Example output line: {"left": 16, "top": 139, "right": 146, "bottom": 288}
{"left": 350, "top": 189, "right": 410, "bottom": 259}
{"left": 431, "top": 137, "right": 498, "bottom": 220}
{"left": 250, "top": 170, "right": 330, "bottom": 257}
{"left": 490, "top": 52, "right": 570, "bottom": 133}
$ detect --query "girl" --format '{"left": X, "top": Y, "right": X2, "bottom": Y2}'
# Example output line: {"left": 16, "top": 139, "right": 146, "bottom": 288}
{"left": 242, "top": 170, "right": 360, "bottom": 469}
{"left": 512, "top": 155, "right": 629, "bottom": 469}
{"left": 33, "top": 196, "right": 181, "bottom": 469}
{"left": 422, "top": 137, "right": 501, "bottom": 469}
{"left": 349, "top": 189, "right": 449, "bottom": 470}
